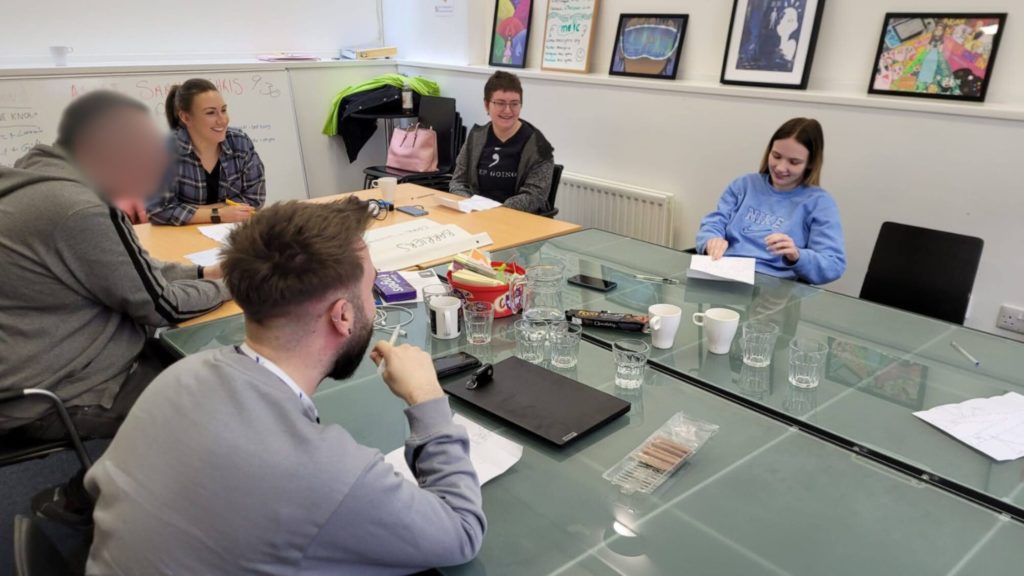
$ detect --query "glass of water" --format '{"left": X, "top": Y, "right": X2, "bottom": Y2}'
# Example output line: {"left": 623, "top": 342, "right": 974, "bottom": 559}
{"left": 515, "top": 319, "right": 549, "bottom": 364}
{"left": 613, "top": 339, "right": 650, "bottom": 389}
{"left": 549, "top": 321, "right": 582, "bottom": 369}
{"left": 741, "top": 321, "right": 780, "bottom": 367}
{"left": 788, "top": 338, "right": 829, "bottom": 389}
{"left": 463, "top": 301, "right": 494, "bottom": 345}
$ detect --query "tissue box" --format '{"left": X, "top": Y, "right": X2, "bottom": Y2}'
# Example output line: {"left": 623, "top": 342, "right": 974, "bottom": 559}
{"left": 374, "top": 271, "right": 416, "bottom": 303}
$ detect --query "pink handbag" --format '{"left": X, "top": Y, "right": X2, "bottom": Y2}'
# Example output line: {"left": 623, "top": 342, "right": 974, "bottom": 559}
{"left": 386, "top": 123, "right": 438, "bottom": 172}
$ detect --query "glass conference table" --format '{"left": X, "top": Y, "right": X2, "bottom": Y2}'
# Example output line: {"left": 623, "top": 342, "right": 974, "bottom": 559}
{"left": 161, "top": 229, "right": 1024, "bottom": 575}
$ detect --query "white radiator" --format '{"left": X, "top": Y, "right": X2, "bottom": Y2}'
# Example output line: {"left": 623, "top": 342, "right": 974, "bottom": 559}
{"left": 555, "top": 172, "right": 675, "bottom": 246}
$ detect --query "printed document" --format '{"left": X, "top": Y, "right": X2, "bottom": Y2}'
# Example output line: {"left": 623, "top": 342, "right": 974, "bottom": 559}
{"left": 386, "top": 414, "right": 523, "bottom": 484}
{"left": 687, "top": 255, "right": 756, "bottom": 285}
{"left": 914, "top": 392, "right": 1024, "bottom": 461}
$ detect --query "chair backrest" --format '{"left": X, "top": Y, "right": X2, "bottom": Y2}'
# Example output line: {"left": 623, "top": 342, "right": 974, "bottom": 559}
{"left": 547, "top": 164, "right": 565, "bottom": 211}
{"left": 416, "top": 96, "right": 458, "bottom": 172}
{"left": 859, "top": 221, "right": 984, "bottom": 324}
{"left": 13, "top": 515, "right": 74, "bottom": 576}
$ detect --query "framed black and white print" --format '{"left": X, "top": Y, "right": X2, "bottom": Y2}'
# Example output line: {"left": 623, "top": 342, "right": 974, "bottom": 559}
{"left": 721, "top": 0, "right": 827, "bottom": 89}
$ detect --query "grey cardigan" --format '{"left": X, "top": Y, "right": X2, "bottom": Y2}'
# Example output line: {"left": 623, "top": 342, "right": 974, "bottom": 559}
{"left": 450, "top": 120, "right": 555, "bottom": 214}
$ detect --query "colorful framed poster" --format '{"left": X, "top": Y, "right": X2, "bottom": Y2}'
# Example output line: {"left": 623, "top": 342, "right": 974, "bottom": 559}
{"left": 489, "top": 0, "right": 534, "bottom": 69}
{"left": 868, "top": 13, "right": 1007, "bottom": 102}
{"left": 721, "top": 0, "right": 827, "bottom": 89}
{"left": 541, "top": 0, "right": 599, "bottom": 73}
{"left": 609, "top": 14, "right": 688, "bottom": 80}
{"left": 827, "top": 337, "right": 929, "bottom": 410}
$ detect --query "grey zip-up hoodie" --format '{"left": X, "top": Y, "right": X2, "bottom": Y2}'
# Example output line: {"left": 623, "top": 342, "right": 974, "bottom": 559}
{"left": 0, "top": 145, "right": 229, "bottom": 430}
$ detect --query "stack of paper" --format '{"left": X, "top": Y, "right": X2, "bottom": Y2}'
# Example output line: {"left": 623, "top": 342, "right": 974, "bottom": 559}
{"left": 687, "top": 255, "right": 756, "bottom": 285}
{"left": 185, "top": 247, "right": 223, "bottom": 266}
{"left": 913, "top": 392, "right": 1024, "bottom": 461}
{"left": 197, "top": 223, "right": 238, "bottom": 245}
{"left": 437, "top": 195, "right": 502, "bottom": 214}
{"left": 364, "top": 219, "right": 492, "bottom": 271}
{"left": 385, "top": 414, "right": 523, "bottom": 485}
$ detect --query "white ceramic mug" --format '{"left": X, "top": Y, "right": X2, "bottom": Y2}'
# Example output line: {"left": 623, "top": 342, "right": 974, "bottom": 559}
{"left": 648, "top": 303, "right": 682, "bottom": 350}
{"left": 429, "top": 296, "right": 462, "bottom": 340}
{"left": 49, "top": 46, "right": 73, "bottom": 67}
{"left": 692, "top": 308, "right": 740, "bottom": 355}
{"left": 371, "top": 177, "right": 398, "bottom": 204}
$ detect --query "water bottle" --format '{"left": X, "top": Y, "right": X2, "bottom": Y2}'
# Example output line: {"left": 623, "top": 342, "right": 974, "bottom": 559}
{"left": 401, "top": 83, "right": 413, "bottom": 114}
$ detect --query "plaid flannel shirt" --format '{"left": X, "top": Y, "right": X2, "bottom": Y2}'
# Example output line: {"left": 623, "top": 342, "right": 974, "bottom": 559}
{"left": 147, "top": 127, "right": 266, "bottom": 225}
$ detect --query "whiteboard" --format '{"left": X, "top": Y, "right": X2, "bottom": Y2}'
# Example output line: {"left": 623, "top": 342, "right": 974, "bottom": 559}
{"left": 0, "top": 71, "right": 307, "bottom": 202}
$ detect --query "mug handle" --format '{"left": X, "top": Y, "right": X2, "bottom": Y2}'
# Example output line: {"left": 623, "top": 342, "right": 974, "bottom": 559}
{"left": 649, "top": 315, "right": 663, "bottom": 331}
{"left": 370, "top": 180, "right": 381, "bottom": 188}
{"left": 692, "top": 313, "right": 705, "bottom": 327}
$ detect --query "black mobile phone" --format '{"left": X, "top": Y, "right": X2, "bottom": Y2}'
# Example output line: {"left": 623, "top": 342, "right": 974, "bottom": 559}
{"left": 433, "top": 352, "right": 482, "bottom": 379}
{"left": 397, "top": 205, "right": 429, "bottom": 217}
{"left": 568, "top": 274, "right": 618, "bottom": 292}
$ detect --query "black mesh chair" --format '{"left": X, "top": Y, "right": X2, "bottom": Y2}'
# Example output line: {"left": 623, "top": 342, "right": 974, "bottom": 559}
{"left": 0, "top": 389, "right": 93, "bottom": 470}
{"left": 859, "top": 222, "right": 984, "bottom": 324}
{"left": 538, "top": 164, "right": 564, "bottom": 219}
{"left": 13, "top": 514, "right": 79, "bottom": 576}
{"left": 363, "top": 96, "right": 460, "bottom": 192}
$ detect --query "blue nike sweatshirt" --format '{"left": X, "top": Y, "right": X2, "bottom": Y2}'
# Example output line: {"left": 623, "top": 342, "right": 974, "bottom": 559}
{"left": 696, "top": 173, "right": 846, "bottom": 285}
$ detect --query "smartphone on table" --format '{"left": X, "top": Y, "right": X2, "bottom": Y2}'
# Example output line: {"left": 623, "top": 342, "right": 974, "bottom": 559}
{"left": 568, "top": 274, "right": 618, "bottom": 292}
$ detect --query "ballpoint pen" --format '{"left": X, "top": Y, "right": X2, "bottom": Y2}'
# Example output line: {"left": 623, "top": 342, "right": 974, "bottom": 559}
{"left": 377, "top": 323, "right": 402, "bottom": 375}
{"left": 950, "top": 341, "right": 980, "bottom": 367}
{"left": 633, "top": 274, "right": 680, "bottom": 285}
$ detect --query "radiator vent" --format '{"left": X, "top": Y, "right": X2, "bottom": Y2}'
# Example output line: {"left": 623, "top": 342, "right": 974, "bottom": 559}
{"left": 555, "top": 172, "right": 675, "bottom": 247}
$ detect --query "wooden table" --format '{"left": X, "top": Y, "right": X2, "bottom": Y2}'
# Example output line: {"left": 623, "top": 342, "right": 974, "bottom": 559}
{"left": 136, "top": 184, "right": 581, "bottom": 326}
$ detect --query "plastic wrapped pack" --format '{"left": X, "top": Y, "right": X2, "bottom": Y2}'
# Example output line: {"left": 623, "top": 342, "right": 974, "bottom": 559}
{"left": 603, "top": 411, "right": 719, "bottom": 494}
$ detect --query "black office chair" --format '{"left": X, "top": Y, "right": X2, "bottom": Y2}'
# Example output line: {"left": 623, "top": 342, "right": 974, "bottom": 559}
{"left": 859, "top": 222, "right": 984, "bottom": 324}
{"left": 13, "top": 514, "right": 79, "bottom": 576}
{"left": 0, "top": 389, "right": 93, "bottom": 470}
{"left": 363, "top": 95, "right": 460, "bottom": 191}
{"left": 539, "top": 164, "right": 564, "bottom": 218}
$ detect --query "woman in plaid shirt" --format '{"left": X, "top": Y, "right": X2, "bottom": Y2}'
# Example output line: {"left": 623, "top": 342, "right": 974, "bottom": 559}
{"left": 147, "top": 78, "right": 266, "bottom": 226}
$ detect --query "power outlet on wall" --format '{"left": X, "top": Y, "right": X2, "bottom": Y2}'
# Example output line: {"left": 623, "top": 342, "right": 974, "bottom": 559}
{"left": 997, "top": 304, "right": 1024, "bottom": 334}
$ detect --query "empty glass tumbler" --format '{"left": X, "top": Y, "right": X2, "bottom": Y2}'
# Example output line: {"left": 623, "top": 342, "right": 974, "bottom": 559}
{"left": 741, "top": 321, "right": 780, "bottom": 367}
{"left": 788, "top": 338, "right": 829, "bottom": 389}
{"left": 549, "top": 321, "right": 582, "bottom": 369}
{"left": 613, "top": 339, "right": 650, "bottom": 389}
{"left": 463, "top": 301, "right": 495, "bottom": 345}
{"left": 515, "top": 319, "right": 549, "bottom": 364}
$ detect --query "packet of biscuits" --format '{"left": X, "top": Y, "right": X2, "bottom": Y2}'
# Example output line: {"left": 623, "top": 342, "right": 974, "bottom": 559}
{"left": 603, "top": 411, "right": 719, "bottom": 494}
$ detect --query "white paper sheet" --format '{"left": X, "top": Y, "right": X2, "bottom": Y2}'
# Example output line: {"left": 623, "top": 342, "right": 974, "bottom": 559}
{"left": 197, "top": 223, "right": 238, "bottom": 245}
{"left": 365, "top": 219, "right": 493, "bottom": 271}
{"left": 184, "top": 247, "right": 223, "bottom": 267}
{"left": 687, "top": 255, "right": 756, "bottom": 285}
{"left": 913, "top": 392, "right": 1024, "bottom": 461}
{"left": 394, "top": 270, "right": 444, "bottom": 303}
{"left": 385, "top": 414, "right": 523, "bottom": 485}
{"left": 436, "top": 195, "right": 502, "bottom": 213}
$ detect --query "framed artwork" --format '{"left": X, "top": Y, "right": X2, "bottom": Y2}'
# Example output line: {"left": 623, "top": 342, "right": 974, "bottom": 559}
{"left": 489, "top": 0, "right": 534, "bottom": 69}
{"left": 541, "top": 0, "right": 599, "bottom": 73}
{"left": 609, "top": 14, "right": 688, "bottom": 80}
{"left": 721, "top": 0, "right": 827, "bottom": 89}
{"left": 868, "top": 13, "right": 1007, "bottom": 102}
{"left": 827, "top": 337, "right": 928, "bottom": 410}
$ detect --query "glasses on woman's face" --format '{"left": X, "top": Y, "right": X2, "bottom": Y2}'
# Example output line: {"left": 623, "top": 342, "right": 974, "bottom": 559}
{"left": 489, "top": 100, "right": 522, "bottom": 111}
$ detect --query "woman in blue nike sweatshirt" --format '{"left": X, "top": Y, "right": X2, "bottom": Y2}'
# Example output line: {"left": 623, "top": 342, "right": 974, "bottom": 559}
{"left": 696, "top": 118, "right": 846, "bottom": 285}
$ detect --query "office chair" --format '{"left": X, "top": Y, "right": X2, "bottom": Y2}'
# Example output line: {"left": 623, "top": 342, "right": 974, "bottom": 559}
{"left": 13, "top": 514, "right": 81, "bottom": 576}
{"left": 539, "top": 164, "right": 564, "bottom": 218}
{"left": 363, "top": 96, "right": 460, "bottom": 191}
{"left": 0, "top": 389, "right": 93, "bottom": 470}
{"left": 859, "top": 222, "right": 984, "bottom": 324}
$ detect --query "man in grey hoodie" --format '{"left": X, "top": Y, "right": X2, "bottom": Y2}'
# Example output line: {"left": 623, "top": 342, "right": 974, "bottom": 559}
{"left": 86, "top": 198, "right": 486, "bottom": 574}
{"left": 0, "top": 92, "right": 230, "bottom": 520}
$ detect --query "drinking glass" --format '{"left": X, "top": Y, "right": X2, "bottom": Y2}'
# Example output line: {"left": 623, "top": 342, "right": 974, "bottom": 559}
{"left": 463, "top": 301, "right": 494, "bottom": 345}
{"left": 788, "top": 338, "right": 829, "bottom": 389}
{"left": 741, "top": 321, "right": 780, "bottom": 367}
{"left": 613, "top": 339, "right": 650, "bottom": 389}
{"left": 549, "top": 322, "right": 582, "bottom": 369}
{"left": 522, "top": 264, "right": 564, "bottom": 322}
{"left": 515, "top": 319, "right": 549, "bottom": 364}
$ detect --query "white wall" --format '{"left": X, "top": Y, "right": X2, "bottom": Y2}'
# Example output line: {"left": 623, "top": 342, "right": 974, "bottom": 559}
{"left": 0, "top": 0, "right": 382, "bottom": 66}
{"left": 394, "top": 0, "right": 1024, "bottom": 340}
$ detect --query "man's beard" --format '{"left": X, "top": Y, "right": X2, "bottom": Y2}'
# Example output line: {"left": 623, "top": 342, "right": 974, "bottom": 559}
{"left": 326, "top": 305, "right": 374, "bottom": 381}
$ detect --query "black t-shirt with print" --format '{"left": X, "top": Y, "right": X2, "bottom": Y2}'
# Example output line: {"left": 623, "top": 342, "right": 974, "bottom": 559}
{"left": 476, "top": 123, "right": 533, "bottom": 203}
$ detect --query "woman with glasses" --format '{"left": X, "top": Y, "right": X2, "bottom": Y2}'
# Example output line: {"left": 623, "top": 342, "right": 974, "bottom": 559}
{"left": 450, "top": 71, "right": 555, "bottom": 214}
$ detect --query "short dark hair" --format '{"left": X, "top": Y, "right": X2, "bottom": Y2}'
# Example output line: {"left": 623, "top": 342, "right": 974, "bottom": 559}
{"left": 759, "top": 117, "right": 825, "bottom": 187}
{"left": 484, "top": 71, "right": 523, "bottom": 102}
{"left": 222, "top": 198, "right": 374, "bottom": 324}
{"left": 55, "top": 91, "right": 149, "bottom": 152}
{"left": 165, "top": 78, "right": 218, "bottom": 130}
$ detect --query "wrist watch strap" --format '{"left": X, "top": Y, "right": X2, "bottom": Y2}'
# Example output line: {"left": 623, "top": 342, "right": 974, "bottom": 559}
{"left": 211, "top": 208, "right": 221, "bottom": 223}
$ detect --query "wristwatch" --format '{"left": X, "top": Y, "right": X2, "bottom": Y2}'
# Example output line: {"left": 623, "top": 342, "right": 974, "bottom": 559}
{"left": 211, "top": 208, "right": 221, "bottom": 223}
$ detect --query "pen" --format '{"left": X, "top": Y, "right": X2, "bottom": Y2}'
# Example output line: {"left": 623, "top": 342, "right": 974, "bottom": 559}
{"left": 633, "top": 274, "right": 680, "bottom": 285}
{"left": 950, "top": 341, "right": 980, "bottom": 367}
{"left": 411, "top": 193, "right": 435, "bottom": 200}
{"left": 377, "top": 323, "right": 402, "bottom": 375}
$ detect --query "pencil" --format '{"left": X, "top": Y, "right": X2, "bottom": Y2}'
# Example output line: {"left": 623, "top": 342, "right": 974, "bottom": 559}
{"left": 377, "top": 323, "right": 401, "bottom": 375}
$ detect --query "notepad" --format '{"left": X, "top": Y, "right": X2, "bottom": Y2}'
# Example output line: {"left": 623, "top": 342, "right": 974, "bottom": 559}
{"left": 197, "top": 223, "right": 238, "bottom": 245}
{"left": 384, "top": 414, "right": 523, "bottom": 485}
{"left": 687, "top": 255, "right": 756, "bottom": 285}
{"left": 913, "top": 392, "right": 1024, "bottom": 461}
{"left": 436, "top": 195, "right": 502, "bottom": 213}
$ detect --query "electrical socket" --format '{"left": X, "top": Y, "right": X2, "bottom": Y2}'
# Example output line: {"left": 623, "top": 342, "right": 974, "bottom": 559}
{"left": 997, "top": 304, "right": 1024, "bottom": 334}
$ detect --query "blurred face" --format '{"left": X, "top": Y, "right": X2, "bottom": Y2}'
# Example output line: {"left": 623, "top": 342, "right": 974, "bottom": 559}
{"left": 486, "top": 89, "right": 522, "bottom": 133}
{"left": 75, "top": 109, "right": 171, "bottom": 202}
{"left": 767, "top": 137, "right": 810, "bottom": 192}
{"left": 326, "top": 246, "right": 377, "bottom": 381}
{"left": 180, "top": 90, "right": 229, "bottom": 144}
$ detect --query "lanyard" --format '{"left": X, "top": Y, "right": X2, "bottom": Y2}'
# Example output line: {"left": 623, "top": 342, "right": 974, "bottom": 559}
{"left": 236, "top": 344, "right": 320, "bottom": 424}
